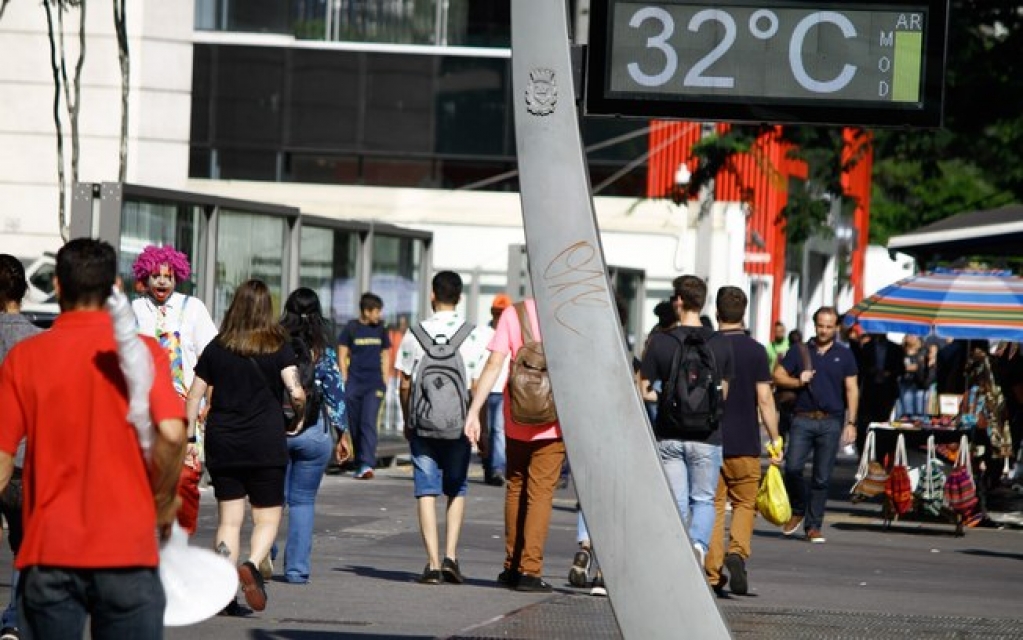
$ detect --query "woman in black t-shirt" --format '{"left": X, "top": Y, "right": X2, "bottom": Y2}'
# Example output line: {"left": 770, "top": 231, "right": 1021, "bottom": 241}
{"left": 186, "top": 279, "right": 305, "bottom": 615}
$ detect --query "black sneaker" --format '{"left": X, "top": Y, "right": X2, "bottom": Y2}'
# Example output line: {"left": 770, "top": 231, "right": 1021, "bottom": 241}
{"left": 515, "top": 574, "right": 553, "bottom": 593}
{"left": 497, "top": 568, "right": 521, "bottom": 588}
{"left": 711, "top": 572, "right": 729, "bottom": 598}
{"left": 724, "top": 553, "right": 748, "bottom": 595}
{"left": 218, "top": 599, "right": 253, "bottom": 617}
{"left": 418, "top": 564, "right": 442, "bottom": 585}
{"left": 442, "top": 557, "right": 464, "bottom": 584}
{"left": 568, "top": 548, "right": 591, "bottom": 587}
{"left": 0, "top": 627, "right": 21, "bottom": 640}
{"left": 485, "top": 474, "right": 506, "bottom": 487}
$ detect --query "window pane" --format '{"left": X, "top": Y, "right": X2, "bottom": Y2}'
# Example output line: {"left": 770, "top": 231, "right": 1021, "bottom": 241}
{"left": 194, "top": 0, "right": 290, "bottom": 33}
{"left": 361, "top": 157, "right": 434, "bottom": 187}
{"left": 370, "top": 234, "right": 421, "bottom": 326}
{"left": 330, "top": 0, "right": 436, "bottom": 45}
{"left": 216, "top": 148, "right": 279, "bottom": 181}
{"left": 287, "top": 153, "right": 361, "bottom": 184}
{"left": 435, "top": 56, "right": 510, "bottom": 156}
{"left": 290, "top": 50, "right": 361, "bottom": 148}
{"left": 214, "top": 212, "right": 287, "bottom": 323}
{"left": 448, "top": 0, "right": 510, "bottom": 48}
{"left": 119, "top": 201, "right": 203, "bottom": 297}
{"left": 299, "top": 225, "right": 360, "bottom": 325}
{"left": 363, "top": 55, "right": 435, "bottom": 152}
{"left": 215, "top": 47, "right": 284, "bottom": 147}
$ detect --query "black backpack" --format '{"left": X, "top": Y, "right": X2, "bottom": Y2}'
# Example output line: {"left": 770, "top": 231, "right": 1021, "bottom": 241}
{"left": 284, "top": 338, "right": 324, "bottom": 429}
{"left": 654, "top": 330, "right": 724, "bottom": 440}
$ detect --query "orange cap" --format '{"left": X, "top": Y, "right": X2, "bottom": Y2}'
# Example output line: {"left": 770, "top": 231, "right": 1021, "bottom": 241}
{"left": 491, "top": 293, "right": 512, "bottom": 310}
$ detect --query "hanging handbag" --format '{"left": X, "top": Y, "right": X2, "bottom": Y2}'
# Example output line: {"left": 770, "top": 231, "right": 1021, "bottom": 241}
{"left": 850, "top": 429, "right": 889, "bottom": 502}
{"left": 885, "top": 433, "right": 913, "bottom": 515}
{"left": 916, "top": 434, "right": 946, "bottom": 517}
{"left": 943, "top": 434, "right": 978, "bottom": 516}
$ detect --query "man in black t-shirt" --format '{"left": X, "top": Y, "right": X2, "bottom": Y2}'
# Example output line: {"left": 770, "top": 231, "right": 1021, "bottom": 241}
{"left": 705, "top": 287, "right": 781, "bottom": 597}
{"left": 639, "top": 275, "right": 733, "bottom": 575}
{"left": 338, "top": 292, "right": 391, "bottom": 479}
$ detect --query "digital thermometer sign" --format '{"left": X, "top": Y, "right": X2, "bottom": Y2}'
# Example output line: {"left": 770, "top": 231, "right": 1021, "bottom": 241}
{"left": 586, "top": 0, "right": 948, "bottom": 126}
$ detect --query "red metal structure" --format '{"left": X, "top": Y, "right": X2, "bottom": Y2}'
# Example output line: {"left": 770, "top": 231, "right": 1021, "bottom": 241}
{"left": 646, "top": 122, "right": 871, "bottom": 321}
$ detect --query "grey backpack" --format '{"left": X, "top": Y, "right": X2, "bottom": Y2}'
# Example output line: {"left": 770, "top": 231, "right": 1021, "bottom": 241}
{"left": 409, "top": 322, "right": 475, "bottom": 439}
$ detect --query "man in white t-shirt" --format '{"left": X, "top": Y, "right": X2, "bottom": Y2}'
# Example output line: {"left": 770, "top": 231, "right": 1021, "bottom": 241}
{"left": 395, "top": 271, "right": 490, "bottom": 585}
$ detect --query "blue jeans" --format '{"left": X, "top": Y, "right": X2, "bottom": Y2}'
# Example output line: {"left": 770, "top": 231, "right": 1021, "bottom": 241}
{"left": 284, "top": 422, "right": 333, "bottom": 583}
{"left": 898, "top": 383, "right": 925, "bottom": 416}
{"left": 577, "top": 509, "right": 590, "bottom": 545}
{"left": 657, "top": 440, "right": 723, "bottom": 550}
{"left": 484, "top": 392, "right": 506, "bottom": 477}
{"left": 783, "top": 415, "right": 843, "bottom": 531}
{"left": 1, "top": 469, "right": 23, "bottom": 629}
{"left": 19, "top": 566, "right": 164, "bottom": 640}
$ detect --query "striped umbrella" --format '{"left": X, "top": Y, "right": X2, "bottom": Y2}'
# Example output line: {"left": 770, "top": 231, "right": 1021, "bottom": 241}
{"left": 844, "top": 269, "right": 1023, "bottom": 341}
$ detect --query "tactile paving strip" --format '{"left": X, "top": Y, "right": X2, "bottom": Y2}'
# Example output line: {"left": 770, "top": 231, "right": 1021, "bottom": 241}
{"left": 450, "top": 596, "right": 1023, "bottom": 639}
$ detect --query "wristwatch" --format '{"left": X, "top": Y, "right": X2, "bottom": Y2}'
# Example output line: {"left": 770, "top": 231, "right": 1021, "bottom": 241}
{"left": 845, "top": 420, "right": 856, "bottom": 427}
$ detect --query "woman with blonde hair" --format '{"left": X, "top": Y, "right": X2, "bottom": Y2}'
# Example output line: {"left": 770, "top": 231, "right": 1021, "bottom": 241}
{"left": 186, "top": 279, "right": 305, "bottom": 616}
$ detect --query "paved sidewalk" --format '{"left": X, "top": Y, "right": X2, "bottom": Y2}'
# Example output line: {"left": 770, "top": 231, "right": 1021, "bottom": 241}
{"left": 2, "top": 457, "right": 1023, "bottom": 638}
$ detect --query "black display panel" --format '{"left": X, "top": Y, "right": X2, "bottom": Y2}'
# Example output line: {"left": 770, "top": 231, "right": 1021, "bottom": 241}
{"left": 586, "top": 0, "right": 948, "bottom": 127}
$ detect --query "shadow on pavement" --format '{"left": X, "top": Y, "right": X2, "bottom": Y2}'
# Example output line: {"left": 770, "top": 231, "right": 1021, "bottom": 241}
{"left": 333, "top": 565, "right": 418, "bottom": 583}
{"left": 958, "top": 548, "right": 1023, "bottom": 561}
{"left": 829, "top": 521, "right": 962, "bottom": 537}
{"left": 249, "top": 630, "right": 433, "bottom": 640}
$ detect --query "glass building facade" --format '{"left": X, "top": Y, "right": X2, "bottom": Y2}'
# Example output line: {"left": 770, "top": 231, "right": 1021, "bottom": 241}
{"left": 189, "top": 44, "right": 649, "bottom": 196}
{"left": 195, "top": 0, "right": 511, "bottom": 48}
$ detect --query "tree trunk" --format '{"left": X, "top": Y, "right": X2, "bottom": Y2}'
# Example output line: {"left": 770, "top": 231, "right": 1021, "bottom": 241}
{"left": 0, "top": 0, "right": 11, "bottom": 22}
{"left": 114, "top": 0, "right": 129, "bottom": 182}
{"left": 42, "top": 0, "right": 69, "bottom": 242}
{"left": 56, "top": 1, "right": 86, "bottom": 187}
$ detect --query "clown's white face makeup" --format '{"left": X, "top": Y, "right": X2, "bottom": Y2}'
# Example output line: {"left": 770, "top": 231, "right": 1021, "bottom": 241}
{"left": 146, "top": 265, "right": 176, "bottom": 305}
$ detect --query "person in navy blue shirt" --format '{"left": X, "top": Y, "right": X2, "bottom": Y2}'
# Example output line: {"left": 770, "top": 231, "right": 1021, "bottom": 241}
{"left": 772, "top": 306, "right": 858, "bottom": 544}
{"left": 338, "top": 293, "right": 391, "bottom": 479}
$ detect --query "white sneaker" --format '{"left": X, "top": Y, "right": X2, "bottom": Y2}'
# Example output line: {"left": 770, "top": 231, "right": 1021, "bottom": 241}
{"left": 693, "top": 543, "right": 706, "bottom": 569}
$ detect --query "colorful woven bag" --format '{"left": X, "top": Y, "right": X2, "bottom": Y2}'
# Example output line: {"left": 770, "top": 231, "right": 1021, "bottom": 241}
{"left": 851, "top": 429, "right": 889, "bottom": 502}
{"left": 944, "top": 434, "right": 978, "bottom": 516}
{"left": 885, "top": 433, "right": 914, "bottom": 516}
{"left": 915, "top": 434, "right": 946, "bottom": 517}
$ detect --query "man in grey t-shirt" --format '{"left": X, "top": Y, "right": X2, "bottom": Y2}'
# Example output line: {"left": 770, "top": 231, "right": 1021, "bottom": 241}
{"left": 0, "top": 253, "right": 43, "bottom": 638}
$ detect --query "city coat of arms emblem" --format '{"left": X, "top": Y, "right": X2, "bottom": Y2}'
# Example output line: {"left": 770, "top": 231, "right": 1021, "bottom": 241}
{"left": 525, "top": 68, "right": 558, "bottom": 116}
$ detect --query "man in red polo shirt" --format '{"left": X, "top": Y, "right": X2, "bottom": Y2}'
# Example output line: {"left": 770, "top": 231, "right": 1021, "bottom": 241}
{"left": 0, "top": 238, "right": 186, "bottom": 639}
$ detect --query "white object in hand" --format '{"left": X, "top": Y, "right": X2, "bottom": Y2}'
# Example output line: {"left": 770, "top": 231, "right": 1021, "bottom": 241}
{"left": 160, "top": 522, "right": 239, "bottom": 626}
{"left": 106, "top": 287, "right": 155, "bottom": 460}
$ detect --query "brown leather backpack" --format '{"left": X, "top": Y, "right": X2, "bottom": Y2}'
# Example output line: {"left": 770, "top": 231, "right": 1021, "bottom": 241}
{"left": 508, "top": 302, "right": 558, "bottom": 425}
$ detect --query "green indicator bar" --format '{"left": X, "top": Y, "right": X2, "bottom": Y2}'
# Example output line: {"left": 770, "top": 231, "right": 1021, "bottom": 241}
{"left": 892, "top": 31, "right": 923, "bottom": 102}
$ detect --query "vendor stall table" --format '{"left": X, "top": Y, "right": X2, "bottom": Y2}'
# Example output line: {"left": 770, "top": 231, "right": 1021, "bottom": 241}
{"left": 866, "top": 423, "right": 972, "bottom": 536}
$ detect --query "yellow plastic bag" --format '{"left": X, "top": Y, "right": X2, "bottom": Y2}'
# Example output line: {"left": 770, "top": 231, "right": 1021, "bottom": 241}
{"left": 756, "top": 464, "right": 792, "bottom": 526}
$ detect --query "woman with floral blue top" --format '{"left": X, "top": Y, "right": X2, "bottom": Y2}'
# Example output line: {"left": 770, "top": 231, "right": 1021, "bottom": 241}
{"left": 279, "top": 288, "right": 351, "bottom": 583}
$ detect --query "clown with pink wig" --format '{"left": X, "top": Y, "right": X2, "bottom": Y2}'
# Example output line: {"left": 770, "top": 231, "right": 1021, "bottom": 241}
{"left": 131, "top": 245, "right": 218, "bottom": 535}
{"left": 131, "top": 245, "right": 217, "bottom": 398}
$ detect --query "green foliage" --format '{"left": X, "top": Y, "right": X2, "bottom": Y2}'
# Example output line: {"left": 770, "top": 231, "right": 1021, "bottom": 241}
{"left": 687, "top": 3, "right": 1023, "bottom": 247}
{"left": 868, "top": 1, "right": 1023, "bottom": 239}
{"left": 683, "top": 125, "right": 766, "bottom": 199}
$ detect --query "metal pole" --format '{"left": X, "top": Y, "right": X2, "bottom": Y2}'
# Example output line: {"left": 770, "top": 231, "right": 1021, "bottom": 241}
{"left": 510, "top": 1, "right": 731, "bottom": 638}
